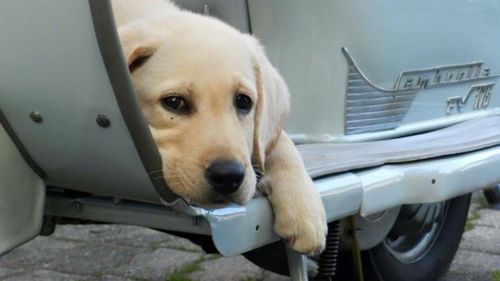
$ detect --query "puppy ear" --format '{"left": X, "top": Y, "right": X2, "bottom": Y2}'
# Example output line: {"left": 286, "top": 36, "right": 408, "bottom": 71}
{"left": 246, "top": 36, "right": 291, "bottom": 173}
{"left": 117, "top": 20, "right": 159, "bottom": 73}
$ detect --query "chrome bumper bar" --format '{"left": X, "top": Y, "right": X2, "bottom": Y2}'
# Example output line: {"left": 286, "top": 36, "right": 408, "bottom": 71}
{"left": 45, "top": 144, "right": 500, "bottom": 256}
{"left": 203, "top": 144, "right": 500, "bottom": 255}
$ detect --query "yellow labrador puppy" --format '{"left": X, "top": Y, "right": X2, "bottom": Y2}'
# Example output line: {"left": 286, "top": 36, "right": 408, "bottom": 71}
{"left": 112, "top": 0, "right": 327, "bottom": 255}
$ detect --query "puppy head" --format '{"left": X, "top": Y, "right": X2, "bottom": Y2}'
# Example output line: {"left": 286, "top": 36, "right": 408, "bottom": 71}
{"left": 118, "top": 14, "right": 289, "bottom": 206}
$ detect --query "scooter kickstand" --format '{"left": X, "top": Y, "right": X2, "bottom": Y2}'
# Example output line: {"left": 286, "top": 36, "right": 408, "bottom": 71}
{"left": 286, "top": 246, "right": 309, "bottom": 281}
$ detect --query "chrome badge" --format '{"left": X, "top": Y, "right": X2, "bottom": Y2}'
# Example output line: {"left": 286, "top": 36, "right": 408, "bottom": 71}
{"left": 343, "top": 47, "right": 498, "bottom": 135}
{"left": 446, "top": 83, "right": 494, "bottom": 115}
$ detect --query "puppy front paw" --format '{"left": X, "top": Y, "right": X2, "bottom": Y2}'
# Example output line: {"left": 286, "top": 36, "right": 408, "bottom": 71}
{"left": 273, "top": 198, "right": 327, "bottom": 256}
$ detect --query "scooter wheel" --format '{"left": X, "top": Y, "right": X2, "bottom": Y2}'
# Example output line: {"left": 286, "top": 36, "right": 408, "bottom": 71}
{"left": 359, "top": 194, "right": 471, "bottom": 281}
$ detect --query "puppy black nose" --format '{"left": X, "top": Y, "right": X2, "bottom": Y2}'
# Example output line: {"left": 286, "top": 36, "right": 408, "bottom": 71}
{"left": 206, "top": 160, "right": 245, "bottom": 195}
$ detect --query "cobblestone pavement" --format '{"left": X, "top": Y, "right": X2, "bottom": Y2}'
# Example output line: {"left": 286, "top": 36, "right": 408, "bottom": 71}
{"left": 0, "top": 195, "right": 498, "bottom": 281}
{"left": 443, "top": 196, "right": 500, "bottom": 281}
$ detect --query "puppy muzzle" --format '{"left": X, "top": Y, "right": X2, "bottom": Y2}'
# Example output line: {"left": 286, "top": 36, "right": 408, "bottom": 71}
{"left": 205, "top": 159, "right": 245, "bottom": 195}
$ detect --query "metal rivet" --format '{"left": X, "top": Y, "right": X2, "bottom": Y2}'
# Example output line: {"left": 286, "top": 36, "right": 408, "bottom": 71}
{"left": 30, "top": 111, "right": 43, "bottom": 123}
{"left": 96, "top": 114, "right": 111, "bottom": 128}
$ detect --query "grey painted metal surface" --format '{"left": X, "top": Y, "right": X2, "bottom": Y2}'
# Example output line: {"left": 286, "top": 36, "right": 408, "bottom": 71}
{"left": 0, "top": 124, "right": 45, "bottom": 255}
{"left": 176, "top": 0, "right": 250, "bottom": 33}
{"left": 247, "top": 0, "right": 500, "bottom": 142}
{"left": 0, "top": 1, "right": 160, "bottom": 202}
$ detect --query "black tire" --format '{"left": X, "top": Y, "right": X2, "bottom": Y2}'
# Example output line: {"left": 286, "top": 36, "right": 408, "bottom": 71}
{"left": 359, "top": 194, "right": 471, "bottom": 281}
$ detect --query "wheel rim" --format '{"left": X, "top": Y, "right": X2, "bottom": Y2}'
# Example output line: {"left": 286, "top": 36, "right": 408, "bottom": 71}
{"left": 383, "top": 201, "right": 448, "bottom": 264}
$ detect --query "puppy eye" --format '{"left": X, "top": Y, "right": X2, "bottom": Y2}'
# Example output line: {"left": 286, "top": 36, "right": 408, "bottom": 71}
{"left": 234, "top": 94, "right": 253, "bottom": 114}
{"left": 161, "top": 96, "right": 188, "bottom": 113}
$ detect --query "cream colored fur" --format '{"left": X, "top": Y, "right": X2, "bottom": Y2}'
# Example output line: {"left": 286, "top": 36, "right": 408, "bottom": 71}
{"left": 111, "top": 0, "right": 327, "bottom": 255}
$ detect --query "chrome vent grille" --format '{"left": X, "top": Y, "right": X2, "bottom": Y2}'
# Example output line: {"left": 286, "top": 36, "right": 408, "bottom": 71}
{"left": 345, "top": 65, "right": 417, "bottom": 135}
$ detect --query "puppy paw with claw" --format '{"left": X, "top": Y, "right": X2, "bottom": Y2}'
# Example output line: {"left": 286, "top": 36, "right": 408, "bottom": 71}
{"left": 274, "top": 199, "right": 328, "bottom": 256}
{"left": 261, "top": 133, "right": 328, "bottom": 256}
{"left": 271, "top": 188, "right": 328, "bottom": 256}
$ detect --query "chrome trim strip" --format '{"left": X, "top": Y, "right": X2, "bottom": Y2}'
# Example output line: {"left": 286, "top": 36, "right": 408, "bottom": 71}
{"left": 348, "top": 91, "right": 415, "bottom": 99}
{"left": 347, "top": 102, "right": 413, "bottom": 114}
{"left": 347, "top": 109, "right": 409, "bottom": 120}
{"left": 346, "top": 115, "right": 406, "bottom": 126}
{"left": 291, "top": 110, "right": 500, "bottom": 144}
{"left": 342, "top": 47, "right": 416, "bottom": 94}
{"left": 347, "top": 96, "right": 415, "bottom": 107}
{"left": 347, "top": 123, "right": 401, "bottom": 134}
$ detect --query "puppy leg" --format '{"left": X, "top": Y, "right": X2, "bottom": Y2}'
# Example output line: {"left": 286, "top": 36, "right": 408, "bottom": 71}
{"left": 261, "top": 131, "right": 327, "bottom": 255}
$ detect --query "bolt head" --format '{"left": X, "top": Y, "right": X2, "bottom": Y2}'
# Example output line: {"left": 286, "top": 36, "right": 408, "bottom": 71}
{"left": 96, "top": 114, "right": 111, "bottom": 128}
{"left": 29, "top": 111, "right": 43, "bottom": 123}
